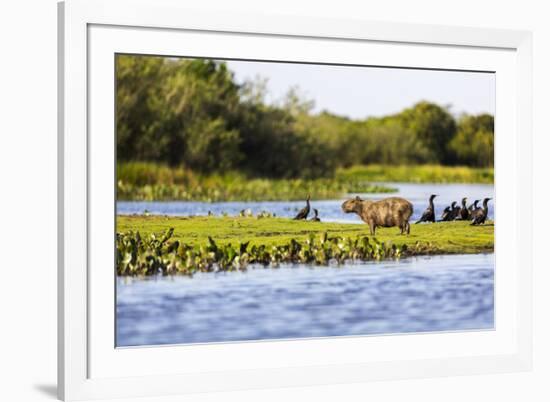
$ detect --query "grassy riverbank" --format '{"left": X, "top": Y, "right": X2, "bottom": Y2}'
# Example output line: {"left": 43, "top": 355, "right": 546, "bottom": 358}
{"left": 337, "top": 164, "right": 494, "bottom": 184}
{"left": 118, "top": 215, "right": 494, "bottom": 252}
{"left": 117, "top": 162, "right": 394, "bottom": 202}
{"left": 117, "top": 162, "right": 493, "bottom": 202}
{"left": 117, "top": 215, "right": 494, "bottom": 276}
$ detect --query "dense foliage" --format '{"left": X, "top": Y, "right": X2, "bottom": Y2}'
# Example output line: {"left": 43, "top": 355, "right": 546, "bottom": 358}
{"left": 449, "top": 114, "right": 495, "bottom": 167}
{"left": 116, "top": 55, "right": 494, "bottom": 180}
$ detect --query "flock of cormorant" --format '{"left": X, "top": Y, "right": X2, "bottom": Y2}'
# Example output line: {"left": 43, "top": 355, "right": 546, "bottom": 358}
{"left": 416, "top": 195, "right": 492, "bottom": 225}
{"left": 292, "top": 193, "right": 492, "bottom": 227}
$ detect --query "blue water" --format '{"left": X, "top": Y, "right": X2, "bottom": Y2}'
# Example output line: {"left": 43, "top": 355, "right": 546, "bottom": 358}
{"left": 117, "top": 182, "right": 494, "bottom": 223}
{"left": 116, "top": 253, "right": 494, "bottom": 347}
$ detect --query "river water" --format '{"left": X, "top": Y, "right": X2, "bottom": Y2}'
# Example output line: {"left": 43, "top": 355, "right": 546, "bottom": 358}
{"left": 116, "top": 253, "right": 494, "bottom": 347}
{"left": 117, "top": 182, "right": 494, "bottom": 223}
{"left": 116, "top": 182, "right": 494, "bottom": 347}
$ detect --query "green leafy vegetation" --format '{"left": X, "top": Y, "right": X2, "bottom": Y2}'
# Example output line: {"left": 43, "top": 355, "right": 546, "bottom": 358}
{"left": 116, "top": 55, "right": 494, "bottom": 188}
{"left": 116, "top": 215, "right": 494, "bottom": 275}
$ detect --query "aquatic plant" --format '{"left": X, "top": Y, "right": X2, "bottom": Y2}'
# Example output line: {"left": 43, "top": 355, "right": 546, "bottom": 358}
{"left": 116, "top": 228, "right": 409, "bottom": 276}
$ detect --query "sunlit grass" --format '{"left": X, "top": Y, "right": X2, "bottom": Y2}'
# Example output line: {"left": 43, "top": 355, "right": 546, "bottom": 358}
{"left": 337, "top": 164, "right": 494, "bottom": 184}
{"left": 117, "top": 162, "right": 493, "bottom": 202}
{"left": 117, "top": 215, "right": 494, "bottom": 255}
{"left": 117, "top": 162, "right": 395, "bottom": 201}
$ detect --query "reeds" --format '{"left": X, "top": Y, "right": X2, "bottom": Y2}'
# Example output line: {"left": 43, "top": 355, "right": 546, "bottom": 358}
{"left": 116, "top": 162, "right": 395, "bottom": 202}
{"left": 337, "top": 164, "right": 494, "bottom": 184}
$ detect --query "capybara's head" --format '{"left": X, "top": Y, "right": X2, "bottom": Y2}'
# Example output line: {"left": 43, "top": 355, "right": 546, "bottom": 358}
{"left": 341, "top": 196, "right": 364, "bottom": 214}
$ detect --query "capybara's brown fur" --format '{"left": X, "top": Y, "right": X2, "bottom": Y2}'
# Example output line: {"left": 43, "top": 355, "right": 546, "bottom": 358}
{"left": 341, "top": 196, "right": 413, "bottom": 235}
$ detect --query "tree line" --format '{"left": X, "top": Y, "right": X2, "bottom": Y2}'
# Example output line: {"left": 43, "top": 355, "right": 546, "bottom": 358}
{"left": 116, "top": 55, "right": 494, "bottom": 179}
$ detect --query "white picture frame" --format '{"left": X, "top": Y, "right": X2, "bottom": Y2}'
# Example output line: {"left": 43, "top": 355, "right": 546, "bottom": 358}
{"left": 58, "top": 0, "right": 533, "bottom": 400}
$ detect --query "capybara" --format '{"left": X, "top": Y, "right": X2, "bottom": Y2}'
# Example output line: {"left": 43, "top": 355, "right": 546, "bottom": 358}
{"left": 341, "top": 196, "right": 413, "bottom": 235}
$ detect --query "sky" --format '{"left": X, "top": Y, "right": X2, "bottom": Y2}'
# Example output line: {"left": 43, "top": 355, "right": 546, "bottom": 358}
{"left": 225, "top": 60, "right": 495, "bottom": 120}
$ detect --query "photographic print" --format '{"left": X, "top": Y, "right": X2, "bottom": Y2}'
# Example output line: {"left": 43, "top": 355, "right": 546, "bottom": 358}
{"left": 115, "top": 55, "right": 495, "bottom": 347}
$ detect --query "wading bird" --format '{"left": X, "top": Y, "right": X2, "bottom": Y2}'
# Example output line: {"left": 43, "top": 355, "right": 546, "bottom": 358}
{"left": 415, "top": 194, "right": 437, "bottom": 224}
{"left": 293, "top": 194, "right": 311, "bottom": 220}
{"left": 440, "top": 205, "right": 453, "bottom": 221}
{"left": 310, "top": 208, "right": 321, "bottom": 222}
{"left": 451, "top": 201, "right": 461, "bottom": 220}
{"left": 471, "top": 197, "right": 492, "bottom": 225}
{"left": 441, "top": 201, "right": 457, "bottom": 221}
{"left": 458, "top": 197, "right": 469, "bottom": 220}
{"left": 468, "top": 199, "right": 480, "bottom": 217}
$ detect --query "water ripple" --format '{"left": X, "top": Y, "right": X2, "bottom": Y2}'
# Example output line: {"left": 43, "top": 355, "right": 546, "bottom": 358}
{"left": 116, "top": 253, "right": 494, "bottom": 347}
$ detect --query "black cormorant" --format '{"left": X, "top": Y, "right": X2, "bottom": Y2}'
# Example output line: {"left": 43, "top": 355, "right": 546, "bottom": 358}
{"left": 449, "top": 201, "right": 460, "bottom": 220}
{"left": 293, "top": 195, "right": 311, "bottom": 220}
{"left": 415, "top": 194, "right": 437, "bottom": 224}
{"left": 310, "top": 208, "right": 321, "bottom": 222}
{"left": 440, "top": 204, "right": 454, "bottom": 222}
{"left": 459, "top": 197, "right": 469, "bottom": 220}
{"left": 471, "top": 197, "right": 492, "bottom": 225}
{"left": 468, "top": 199, "right": 480, "bottom": 217}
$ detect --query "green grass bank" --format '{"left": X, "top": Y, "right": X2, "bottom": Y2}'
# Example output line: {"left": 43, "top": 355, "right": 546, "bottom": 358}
{"left": 117, "top": 162, "right": 394, "bottom": 202}
{"left": 118, "top": 215, "right": 494, "bottom": 253}
{"left": 116, "top": 215, "right": 494, "bottom": 276}
{"left": 337, "top": 164, "right": 494, "bottom": 184}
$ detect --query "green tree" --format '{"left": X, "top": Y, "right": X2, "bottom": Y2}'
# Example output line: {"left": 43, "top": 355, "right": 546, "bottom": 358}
{"left": 359, "top": 118, "right": 432, "bottom": 165}
{"left": 116, "top": 56, "right": 243, "bottom": 171}
{"left": 116, "top": 55, "right": 493, "bottom": 178}
{"left": 449, "top": 114, "right": 494, "bottom": 167}
{"left": 116, "top": 55, "right": 166, "bottom": 161}
{"left": 399, "top": 101, "right": 457, "bottom": 164}
{"left": 184, "top": 118, "right": 242, "bottom": 172}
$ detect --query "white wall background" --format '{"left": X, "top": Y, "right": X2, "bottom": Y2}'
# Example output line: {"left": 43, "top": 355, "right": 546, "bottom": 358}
{"left": 0, "top": 1, "right": 547, "bottom": 401}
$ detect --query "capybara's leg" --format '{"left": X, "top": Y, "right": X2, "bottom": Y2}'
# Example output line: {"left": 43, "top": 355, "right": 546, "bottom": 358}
{"left": 369, "top": 222, "right": 375, "bottom": 235}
